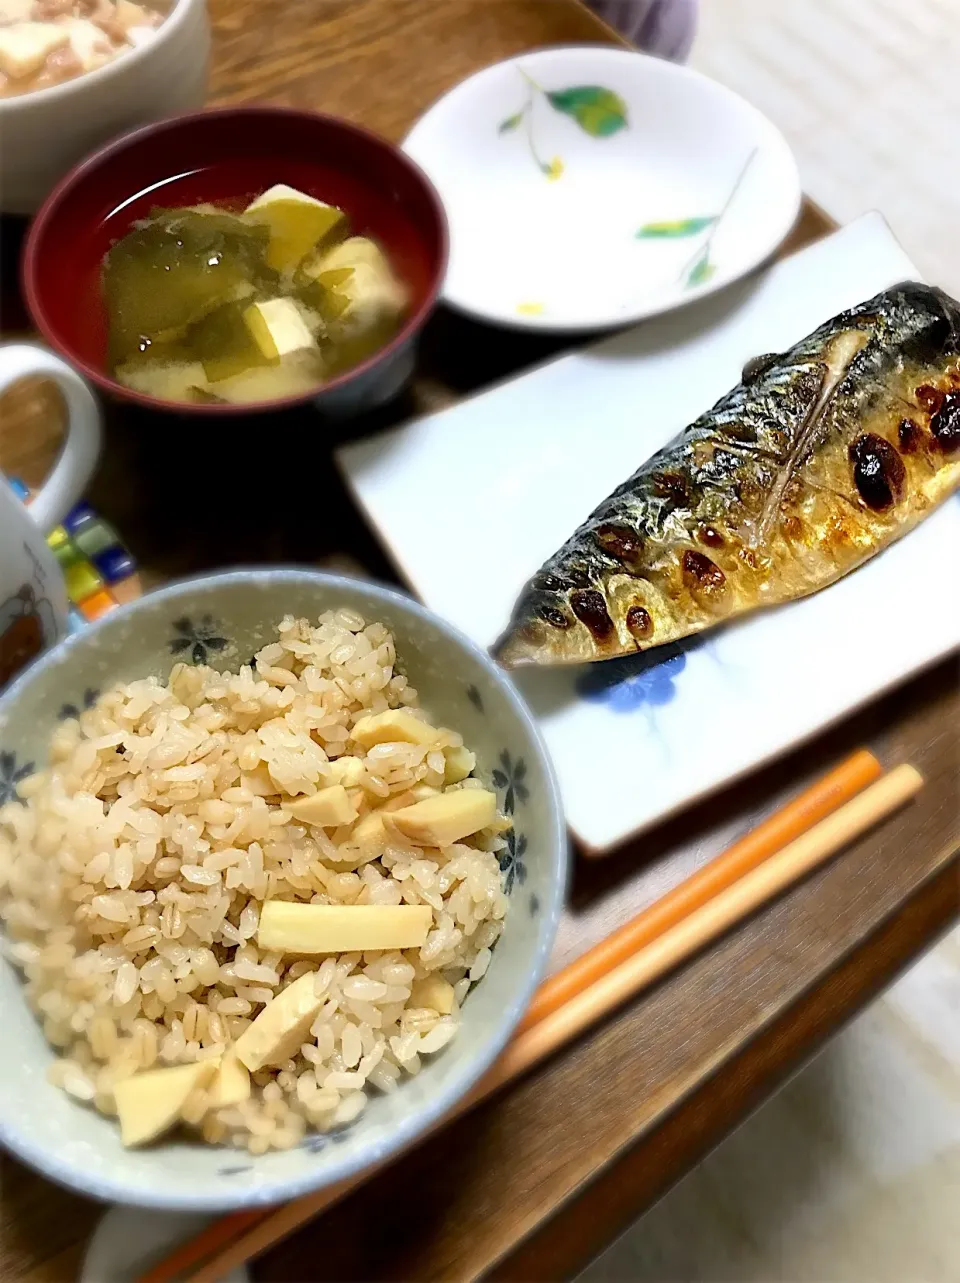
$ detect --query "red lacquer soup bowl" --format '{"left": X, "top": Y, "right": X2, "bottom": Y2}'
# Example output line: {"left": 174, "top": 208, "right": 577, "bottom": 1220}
{"left": 22, "top": 107, "right": 448, "bottom": 417}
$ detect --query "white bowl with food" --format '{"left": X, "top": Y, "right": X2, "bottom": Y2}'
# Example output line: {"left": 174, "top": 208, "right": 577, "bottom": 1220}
{"left": 0, "top": 569, "right": 566, "bottom": 1209}
{"left": 0, "top": 0, "right": 210, "bottom": 213}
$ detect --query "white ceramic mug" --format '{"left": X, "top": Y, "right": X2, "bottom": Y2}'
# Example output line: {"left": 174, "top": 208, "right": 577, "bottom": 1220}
{"left": 0, "top": 345, "right": 101, "bottom": 685}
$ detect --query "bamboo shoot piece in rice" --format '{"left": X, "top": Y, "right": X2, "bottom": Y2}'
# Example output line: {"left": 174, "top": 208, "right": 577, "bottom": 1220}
{"left": 206, "top": 1050, "right": 251, "bottom": 1108}
{"left": 257, "top": 903, "right": 434, "bottom": 956}
{"left": 387, "top": 790, "right": 498, "bottom": 846}
{"left": 327, "top": 755, "right": 367, "bottom": 788}
{"left": 284, "top": 784, "right": 359, "bottom": 827}
{"left": 411, "top": 975, "right": 456, "bottom": 1015}
{"left": 349, "top": 808, "right": 389, "bottom": 850}
{"left": 350, "top": 708, "right": 444, "bottom": 749}
{"left": 443, "top": 745, "right": 476, "bottom": 784}
{"left": 234, "top": 971, "right": 327, "bottom": 1072}
{"left": 114, "top": 1059, "right": 219, "bottom": 1148}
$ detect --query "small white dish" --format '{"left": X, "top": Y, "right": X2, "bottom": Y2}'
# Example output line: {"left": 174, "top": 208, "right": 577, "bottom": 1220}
{"left": 402, "top": 45, "right": 801, "bottom": 331}
{"left": 337, "top": 213, "right": 960, "bottom": 852}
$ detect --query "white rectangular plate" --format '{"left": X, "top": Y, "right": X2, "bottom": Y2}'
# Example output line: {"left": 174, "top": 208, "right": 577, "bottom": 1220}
{"left": 338, "top": 214, "right": 960, "bottom": 851}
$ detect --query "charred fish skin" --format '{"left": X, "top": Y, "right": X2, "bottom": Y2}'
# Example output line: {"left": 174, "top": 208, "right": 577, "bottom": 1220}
{"left": 496, "top": 282, "right": 960, "bottom": 668}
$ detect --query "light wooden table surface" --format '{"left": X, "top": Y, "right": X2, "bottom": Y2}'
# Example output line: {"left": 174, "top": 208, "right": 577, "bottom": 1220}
{"left": 1, "top": 1, "right": 958, "bottom": 1280}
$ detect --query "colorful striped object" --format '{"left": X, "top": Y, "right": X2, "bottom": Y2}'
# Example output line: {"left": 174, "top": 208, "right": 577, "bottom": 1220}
{"left": 10, "top": 478, "right": 142, "bottom": 622}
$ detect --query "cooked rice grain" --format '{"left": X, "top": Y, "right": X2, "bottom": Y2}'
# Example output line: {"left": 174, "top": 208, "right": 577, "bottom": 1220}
{"left": 0, "top": 611, "right": 509, "bottom": 1151}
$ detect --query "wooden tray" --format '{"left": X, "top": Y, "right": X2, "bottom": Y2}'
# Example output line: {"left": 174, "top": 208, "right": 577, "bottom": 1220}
{"left": 0, "top": 2, "right": 957, "bottom": 1280}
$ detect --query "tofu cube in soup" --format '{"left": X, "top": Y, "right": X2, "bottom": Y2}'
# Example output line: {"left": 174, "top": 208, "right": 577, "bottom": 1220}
{"left": 302, "top": 236, "right": 410, "bottom": 373}
{"left": 244, "top": 297, "right": 317, "bottom": 361}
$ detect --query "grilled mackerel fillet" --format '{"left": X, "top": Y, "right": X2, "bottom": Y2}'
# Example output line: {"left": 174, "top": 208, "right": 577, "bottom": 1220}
{"left": 496, "top": 282, "right": 960, "bottom": 667}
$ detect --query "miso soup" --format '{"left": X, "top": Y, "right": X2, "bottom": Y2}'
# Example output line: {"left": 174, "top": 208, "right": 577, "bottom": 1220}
{"left": 102, "top": 184, "right": 409, "bottom": 406}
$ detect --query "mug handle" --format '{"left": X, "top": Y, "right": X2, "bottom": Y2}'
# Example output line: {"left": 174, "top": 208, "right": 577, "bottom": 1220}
{"left": 0, "top": 344, "right": 102, "bottom": 533}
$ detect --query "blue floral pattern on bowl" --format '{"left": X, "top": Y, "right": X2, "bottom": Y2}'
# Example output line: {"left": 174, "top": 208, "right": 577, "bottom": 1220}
{"left": 169, "top": 615, "right": 230, "bottom": 665}
{"left": 58, "top": 687, "right": 99, "bottom": 721}
{"left": 498, "top": 829, "right": 528, "bottom": 895}
{"left": 491, "top": 750, "right": 528, "bottom": 814}
{"left": 0, "top": 751, "right": 33, "bottom": 807}
{"left": 489, "top": 751, "right": 531, "bottom": 899}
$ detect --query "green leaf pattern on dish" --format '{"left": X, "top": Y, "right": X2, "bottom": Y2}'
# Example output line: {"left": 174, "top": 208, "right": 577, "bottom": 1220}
{"left": 686, "top": 250, "right": 717, "bottom": 287}
{"left": 544, "top": 86, "right": 628, "bottom": 137}
{"left": 496, "top": 74, "right": 754, "bottom": 291}
{"left": 636, "top": 217, "right": 717, "bottom": 239}
{"left": 641, "top": 151, "right": 759, "bottom": 290}
{"left": 498, "top": 74, "right": 628, "bottom": 180}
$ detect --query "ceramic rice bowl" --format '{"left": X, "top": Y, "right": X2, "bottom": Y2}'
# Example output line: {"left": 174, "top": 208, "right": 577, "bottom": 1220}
{"left": 0, "top": 570, "right": 566, "bottom": 1210}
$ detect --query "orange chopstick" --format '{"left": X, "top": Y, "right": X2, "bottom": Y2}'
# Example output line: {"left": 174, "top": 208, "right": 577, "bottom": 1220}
{"left": 138, "top": 1211, "right": 265, "bottom": 1283}
{"left": 516, "top": 748, "right": 882, "bottom": 1034}
{"left": 139, "top": 748, "right": 881, "bottom": 1283}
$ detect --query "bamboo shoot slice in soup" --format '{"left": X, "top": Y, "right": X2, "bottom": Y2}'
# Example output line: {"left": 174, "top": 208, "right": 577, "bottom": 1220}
{"left": 244, "top": 184, "right": 346, "bottom": 274}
